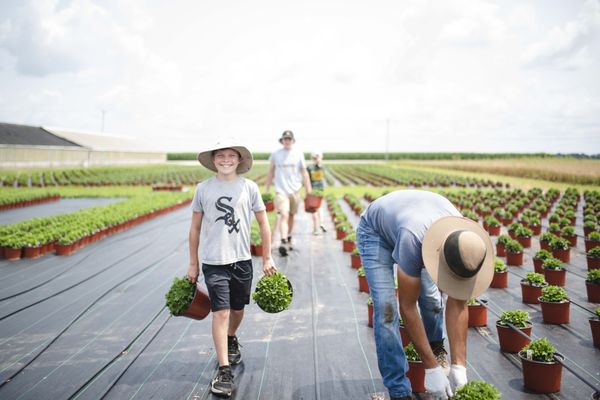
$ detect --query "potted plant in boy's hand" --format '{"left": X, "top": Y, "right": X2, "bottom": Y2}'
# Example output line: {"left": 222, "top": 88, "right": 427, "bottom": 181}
{"left": 586, "top": 269, "right": 600, "bottom": 303}
{"left": 304, "top": 189, "right": 324, "bottom": 213}
{"left": 165, "top": 276, "right": 211, "bottom": 320}
{"left": 586, "top": 246, "right": 600, "bottom": 271}
{"left": 533, "top": 249, "right": 553, "bottom": 274}
{"left": 590, "top": 307, "right": 600, "bottom": 348}
{"left": 490, "top": 258, "right": 508, "bottom": 288}
{"left": 453, "top": 381, "right": 502, "bottom": 400}
{"left": 252, "top": 272, "right": 293, "bottom": 313}
{"left": 519, "top": 337, "right": 564, "bottom": 393}
{"left": 521, "top": 272, "right": 548, "bottom": 304}
{"left": 496, "top": 310, "right": 532, "bottom": 352}
{"left": 505, "top": 239, "right": 524, "bottom": 266}
{"left": 542, "top": 257, "right": 566, "bottom": 287}
{"left": 539, "top": 285, "right": 570, "bottom": 325}
{"left": 403, "top": 342, "right": 425, "bottom": 393}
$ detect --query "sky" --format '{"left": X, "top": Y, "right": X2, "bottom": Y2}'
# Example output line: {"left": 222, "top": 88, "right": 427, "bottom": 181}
{"left": 0, "top": 0, "right": 599, "bottom": 154}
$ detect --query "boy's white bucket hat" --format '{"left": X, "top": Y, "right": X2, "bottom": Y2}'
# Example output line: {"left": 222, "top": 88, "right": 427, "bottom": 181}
{"left": 422, "top": 216, "right": 494, "bottom": 300}
{"left": 197, "top": 138, "right": 253, "bottom": 174}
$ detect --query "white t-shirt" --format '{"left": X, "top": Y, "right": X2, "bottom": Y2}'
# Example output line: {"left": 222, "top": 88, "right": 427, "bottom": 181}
{"left": 361, "top": 190, "right": 461, "bottom": 277}
{"left": 191, "top": 176, "right": 265, "bottom": 265}
{"left": 269, "top": 147, "right": 306, "bottom": 194}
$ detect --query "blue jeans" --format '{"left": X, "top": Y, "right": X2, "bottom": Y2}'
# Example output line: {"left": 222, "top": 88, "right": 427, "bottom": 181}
{"left": 357, "top": 217, "right": 445, "bottom": 397}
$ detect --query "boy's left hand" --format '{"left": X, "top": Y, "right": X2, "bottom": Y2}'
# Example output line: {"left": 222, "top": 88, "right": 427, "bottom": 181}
{"left": 263, "top": 258, "right": 277, "bottom": 276}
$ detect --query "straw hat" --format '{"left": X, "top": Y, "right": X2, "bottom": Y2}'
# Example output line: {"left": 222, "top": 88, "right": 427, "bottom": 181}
{"left": 197, "top": 138, "right": 253, "bottom": 174}
{"left": 279, "top": 130, "right": 295, "bottom": 143}
{"left": 422, "top": 216, "right": 494, "bottom": 300}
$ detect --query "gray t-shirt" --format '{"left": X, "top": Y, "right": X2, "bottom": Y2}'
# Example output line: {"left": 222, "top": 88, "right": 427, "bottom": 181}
{"left": 269, "top": 148, "right": 306, "bottom": 194}
{"left": 361, "top": 190, "right": 461, "bottom": 277}
{"left": 191, "top": 176, "right": 265, "bottom": 265}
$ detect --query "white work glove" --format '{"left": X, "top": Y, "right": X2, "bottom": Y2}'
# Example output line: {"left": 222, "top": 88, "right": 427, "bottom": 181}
{"left": 448, "top": 364, "right": 468, "bottom": 391}
{"left": 425, "top": 366, "right": 453, "bottom": 399}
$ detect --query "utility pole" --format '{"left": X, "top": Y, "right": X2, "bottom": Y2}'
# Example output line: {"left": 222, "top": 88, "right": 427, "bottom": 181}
{"left": 101, "top": 109, "right": 106, "bottom": 133}
{"left": 385, "top": 118, "right": 390, "bottom": 160}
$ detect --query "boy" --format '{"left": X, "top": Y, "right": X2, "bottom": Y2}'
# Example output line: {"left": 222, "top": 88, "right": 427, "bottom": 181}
{"left": 188, "top": 138, "right": 276, "bottom": 397}
{"left": 306, "top": 151, "right": 326, "bottom": 235}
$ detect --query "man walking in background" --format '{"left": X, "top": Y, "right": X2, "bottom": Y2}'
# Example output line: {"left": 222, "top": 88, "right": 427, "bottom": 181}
{"left": 265, "top": 130, "right": 312, "bottom": 256}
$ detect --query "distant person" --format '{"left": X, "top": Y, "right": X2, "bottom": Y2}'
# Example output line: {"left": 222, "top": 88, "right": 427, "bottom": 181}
{"left": 188, "top": 138, "right": 276, "bottom": 398}
{"left": 357, "top": 190, "right": 493, "bottom": 400}
{"left": 264, "top": 130, "right": 312, "bottom": 256}
{"left": 306, "top": 151, "right": 327, "bottom": 235}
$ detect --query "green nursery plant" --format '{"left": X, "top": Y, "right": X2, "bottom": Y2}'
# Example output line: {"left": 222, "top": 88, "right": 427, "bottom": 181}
{"left": 505, "top": 239, "right": 523, "bottom": 254}
{"left": 522, "top": 272, "right": 547, "bottom": 287}
{"left": 165, "top": 276, "right": 196, "bottom": 316}
{"left": 494, "top": 258, "right": 507, "bottom": 272}
{"left": 533, "top": 249, "right": 552, "bottom": 261}
{"left": 587, "top": 269, "right": 600, "bottom": 284}
{"left": 588, "top": 246, "right": 600, "bottom": 258}
{"left": 587, "top": 231, "right": 600, "bottom": 242}
{"left": 453, "top": 380, "right": 502, "bottom": 400}
{"left": 540, "top": 285, "right": 568, "bottom": 303}
{"left": 521, "top": 337, "right": 556, "bottom": 362}
{"left": 498, "top": 310, "right": 531, "bottom": 328}
{"left": 252, "top": 272, "right": 293, "bottom": 313}
{"left": 542, "top": 257, "right": 565, "bottom": 271}
{"left": 496, "top": 234, "right": 511, "bottom": 245}
{"left": 403, "top": 342, "right": 421, "bottom": 362}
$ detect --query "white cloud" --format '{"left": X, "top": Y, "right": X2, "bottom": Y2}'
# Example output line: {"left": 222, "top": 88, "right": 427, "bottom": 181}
{"left": 521, "top": 0, "right": 600, "bottom": 69}
{"left": 0, "top": 0, "right": 599, "bottom": 153}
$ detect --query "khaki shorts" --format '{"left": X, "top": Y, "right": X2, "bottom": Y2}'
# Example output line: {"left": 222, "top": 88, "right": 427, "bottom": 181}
{"left": 274, "top": 192, "right": 300, "bottom": 215}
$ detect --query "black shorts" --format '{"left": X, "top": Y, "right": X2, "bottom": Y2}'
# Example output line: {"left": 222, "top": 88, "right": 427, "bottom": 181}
{"left": 202, "top": 259, "right": 253, "bottom": 311}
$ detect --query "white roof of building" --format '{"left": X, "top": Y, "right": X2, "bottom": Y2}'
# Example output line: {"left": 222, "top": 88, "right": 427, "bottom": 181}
{"left": 44, "top": 127, "right": 163, "bottom": 153}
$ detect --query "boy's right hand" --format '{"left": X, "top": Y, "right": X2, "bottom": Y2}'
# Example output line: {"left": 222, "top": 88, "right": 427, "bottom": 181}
{"left": 263, "top": 258, "right": 277, "bottom": 276}
{"left": 187, "top": 264, "right": 199, "bottom": 283}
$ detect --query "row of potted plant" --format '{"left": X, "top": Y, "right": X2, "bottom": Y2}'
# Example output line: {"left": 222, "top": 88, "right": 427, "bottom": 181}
{"left": 0, "top": 191, "right": 193, "bottom": 260}
{"left": 0, "top": 164, "right": 220, "bottom": 187}
{"left": 0, "top": 189, "right": 61, "bottom": 210}
{"left": 327, "top": 163, "right": 510, "bottom": 189}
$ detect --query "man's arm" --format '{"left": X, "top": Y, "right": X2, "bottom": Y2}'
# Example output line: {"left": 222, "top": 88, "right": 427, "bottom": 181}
{"left": 264, "top": 160, "right": 275, "bottom": 193}
{"left": 446, "top": 296, "right": 468, "bottom": 366}
{"left": 255, "top": 210, "right": 276, "bottom": 275}
{"left": 301, "top": 167, "right": 312, "bottom": 194}
{"left": 187, "top": 211, "right": 203, "bottom": 283}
